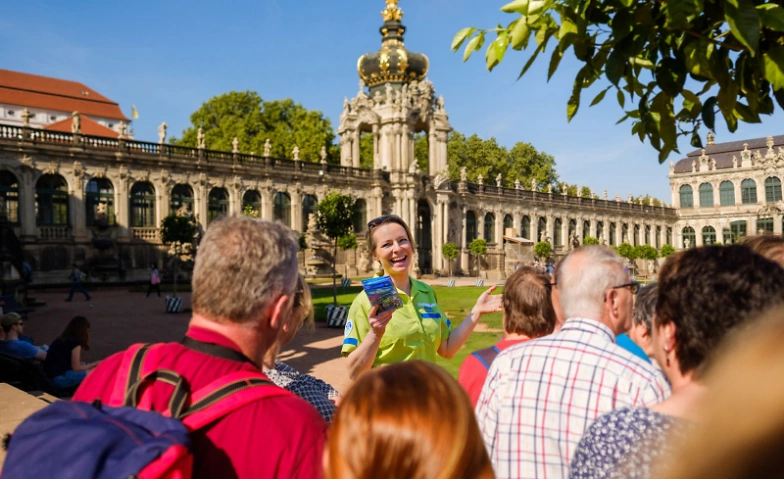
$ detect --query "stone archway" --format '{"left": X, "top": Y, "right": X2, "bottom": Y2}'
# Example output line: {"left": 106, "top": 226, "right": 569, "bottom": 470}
{"left": 416, "top": 199, "right": 432, "bottom": 274}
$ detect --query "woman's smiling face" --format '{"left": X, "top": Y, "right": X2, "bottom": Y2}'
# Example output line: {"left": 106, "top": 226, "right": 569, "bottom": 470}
{"left": 371, "top": 222, "right": 413, "bottom": 278}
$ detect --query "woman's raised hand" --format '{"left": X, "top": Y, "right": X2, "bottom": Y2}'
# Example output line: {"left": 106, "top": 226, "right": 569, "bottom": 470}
{"left": 471, "top": 285, "right": 504, "bottom": 318}
{"left": 368, "top": 304, "right": 394, "bottom": 337}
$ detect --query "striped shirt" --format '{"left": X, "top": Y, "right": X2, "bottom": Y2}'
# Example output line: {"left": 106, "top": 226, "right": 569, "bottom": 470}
{"left": 475, "top": 318, "right": 671, "bottom": 479}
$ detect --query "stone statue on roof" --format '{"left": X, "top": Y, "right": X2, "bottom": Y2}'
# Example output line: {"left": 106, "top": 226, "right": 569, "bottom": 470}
{"left": 264, "top": 139, "right": 271, "bottom": 157}
{"left": 460, "top": 166, "right": 467, "bottom": 182}
{"left": 293, "top": 146, "right": 300, "bottom": 161}
{"left": 118, "top": 121, "right": 127, "bottom": 139}
{"left": 320, "top": 146, "right": 327, "bottom": 162}
{"left": 158, "top": 122, "right": 167, "bottom": 144}
{"left": 21, "top": 108, "right": 31, "bottom": 127}
{"left": 496, "top": 173, "right": 502, "bottom": 187}
{"left": 71, "top": 111, "right": 81, "bottom": 134}
{"left": 232, "top": 137, "right": 239, "bottom": 153}
{"left": 197, "top": 127, "right": 205, "bottom": 149}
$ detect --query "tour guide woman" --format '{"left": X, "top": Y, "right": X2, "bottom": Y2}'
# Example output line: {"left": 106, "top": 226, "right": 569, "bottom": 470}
{"left": 343, "top": 214, "right": 502, "bottom": 379}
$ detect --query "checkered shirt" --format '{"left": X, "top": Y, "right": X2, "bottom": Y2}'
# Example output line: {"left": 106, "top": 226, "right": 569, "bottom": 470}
{"left": 264, "top": 361, "right": 340, "bottom": 423}
{"left": 475, "top": 318, "right": 671, "bottom": 479}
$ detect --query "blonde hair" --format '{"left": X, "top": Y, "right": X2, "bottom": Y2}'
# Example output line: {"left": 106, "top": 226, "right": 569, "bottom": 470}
{"left": 325, "top": 361, "right": 494, "bottom": 479}
{"left": 659, "top": 306, "right": 784, "bottom": 479}
{"left": 192, "top": 215, "right": 299, "bottom": 324}
{"left": 292, "top": 274, "right": 314, "bottom": 331}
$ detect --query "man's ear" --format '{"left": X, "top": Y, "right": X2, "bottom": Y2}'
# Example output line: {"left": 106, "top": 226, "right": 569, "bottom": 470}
{"left": 660, "top": 320, "right": 677, "bottom": 351}
{"left": 266, "top": 293, "right": 292, "bottom": 331}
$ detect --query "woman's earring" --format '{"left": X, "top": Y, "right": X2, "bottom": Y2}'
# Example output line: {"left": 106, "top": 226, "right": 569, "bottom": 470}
{"left": 664, "top": 346, "right": 671, "bottom": 367}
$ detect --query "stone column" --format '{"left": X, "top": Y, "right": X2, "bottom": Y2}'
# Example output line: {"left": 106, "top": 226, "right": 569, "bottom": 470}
{"left": 409, "top": 193, "right": 417, "bottom": 236}
{"left": 478, "top": 212, "right": 485, "bottom": 242}
{"left": 461, "top": 206, "right": 468, "bottom": 273}
{"left": 116, "top": 178, "right": 130, "bottom": 241}
{"left": 433, "top": 199, "right": 443, "bottom": 272}
{"left": 159, "top": 183, "right": 171, "bottom": 221}
{"left": 291, "top": 192, "right": 302, "bottom": 233}
{"left": 70, "top": 174, "right": 87, "bottom": 241}
{"left": 352, "top": 131, "right": 361, "bottom": 169}
{"left": 775, "top": 214, "right": 783, "bottom": 234}
{"left": 20, "top": 173, "right": 36, "bottom": 240}
{"left": 442, "top": 200, "right": 450, "bottom": 272}
{"left": 261, "top": 188, "right": 273, "bottom": 221}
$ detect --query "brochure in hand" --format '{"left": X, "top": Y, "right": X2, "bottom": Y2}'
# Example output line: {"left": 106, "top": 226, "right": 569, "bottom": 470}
{"left": 361, "top": 276, "right": 404, "bottom": 314}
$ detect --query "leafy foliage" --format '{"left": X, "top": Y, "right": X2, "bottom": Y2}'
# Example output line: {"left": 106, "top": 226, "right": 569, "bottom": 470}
{"left": 454, "top": 0, "right": 784, "bottom": 162}
{"left": 617, "top": 242, "right": 637, "bottom": 260}
{"left": 582, "top": 236, "right": 600, "bottom": 245}
{"left": 317, "top": 193, "right": 357, "bottom": 305}
{"left": 660, "top": 244, "right": 676, "bottom": 257}
{"left": 469, "top": 238, "right": 489, "bottom": 277}
{"left": 635, "top": 244, "right": 659, "bottom": 261}
{"left": 242, "top": 204, "right": 260, "bottom": 217}
{"left": 337, "top": 233, "right": 358, "bottom": 251}
{"left": 160, "top": 213, "right": 199, "bottom": 297}
{"left": 534, "top": 241, "right": 552, "bottom": 260}
{"left": 442, "top": 242, "right": 459, "bottom": 278}
{"left": 171, "top": 90, "right": 339, "bottom": 162}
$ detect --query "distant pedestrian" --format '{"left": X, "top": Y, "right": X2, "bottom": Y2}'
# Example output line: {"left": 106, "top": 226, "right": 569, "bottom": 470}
{"left": 146, "top": 263, "right": 161, "bottom": 298}
{"left": 65, "top": 264, "right": 91, "bottom": 302}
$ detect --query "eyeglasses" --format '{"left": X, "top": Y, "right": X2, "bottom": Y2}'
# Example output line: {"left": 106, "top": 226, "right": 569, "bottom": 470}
{"left": 610, "top": 282, "right": 640, "bottom": 294}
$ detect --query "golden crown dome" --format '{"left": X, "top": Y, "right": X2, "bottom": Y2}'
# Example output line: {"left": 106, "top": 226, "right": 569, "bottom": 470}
{"left": 381, "top": 0, "right": 403, "bottom": 22}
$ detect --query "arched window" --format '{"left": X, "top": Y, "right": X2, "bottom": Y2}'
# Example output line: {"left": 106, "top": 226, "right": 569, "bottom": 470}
{"left": 583, "top": 220, "right": 590, "bottom": 240}
{"left": 520, "top": 215, "right": 530, "bottom": 239}
{"left": 130, "top": 182, "right": 156, "bottom": 227}
{"left": 679, "top": 185, "right": 694, "bottom": 208}
{"left": 730, "top": 220, "right": 747, "bottom": 242}
{"left": 622, "top": 223, "right": 629, "bottom": 243}
{"left": 633, "top": 225, "right": 640, "bottom": 246}
{"left": 0, "top": 171, "right": 20, "bottom": 224}
{"left": 568, "top": 219, "right": 576, "bottom": 241}
{"left": 503, "top": 214, "right": 513, "bottom": 236}
{"left": 302, "top": 194, "right": 318, "bottom": 232}
{"left": 553, "top": 218, "right": 562, "bottom": 247}
{"left": 86, "top": 178, "right": 114, "bottom": 226}
{"left": 242, "top": 190, "right": 261, "bottom": 217}
{"left": 699, "top": 183, "right": 714, "bottom": 207}
{"left": 682, "top": 226, "right": 696, "bottom": 248}
{"left": 538, "top": 217, "right": 547, "bottom": 242}
{"left": 208, "top": 187, "right": 229, "bottom": 223}
{"left": 36, "top": 174, "right": 69, "bottom": 226}
{"left": 741, "top": 179, "right": 758, "bottom": 204}
{"left": 352, "top": 199, "right": 367, "bottom": 234}
{"left": 170, "top": 184, "right": 194, "bottom": 215}
{"left": 596, "top": 221, "right": 604, "bottom": 241}
{"left": 719, "top": 181, "right": 735, "bottom": 206}
{"left": 466, "top": 211, "right": 477, "bottom": 243}
{"left": 765, "top": 177, "right": 782, "bottom": 203}
{"left": 484, "top": 213, "right": 495, "bottom": 243}
{"left": 609, "top": 222, "right": 616, "bottom": 245}
{"left": 702, "top": 226, "right": 716, "bottom": 245}
{"left": 273, "top": 192, "right": 291, "bottom": 226}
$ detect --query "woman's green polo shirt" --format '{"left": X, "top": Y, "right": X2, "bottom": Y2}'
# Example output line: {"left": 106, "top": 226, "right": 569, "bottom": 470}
{"left": 341, "top": 277, "right": 451, "bottom": 367}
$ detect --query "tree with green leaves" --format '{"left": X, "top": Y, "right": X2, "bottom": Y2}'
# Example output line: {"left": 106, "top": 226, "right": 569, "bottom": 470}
{"left": 442, "top": 242, "right": 459, "bottom": 278}
{"left": 635, "top": 244, "right": 660, "bottom": 274}
{"left": 170, "top": 90, "right": 339, "bottom": 162}
{"left": 617, "top": 242, "right": 637, "bottom": 261}
{"left": 660, "top": 244, "right": 676, "bottom": 257}
{"left": 582, "top": 236, "right": 600, "bottom": 245}
{"left": 453, "top": 0, "right": 784, "bottom": 162}
{"left": 469, "top": 238, "right": 489, "bottom": 278}
{"left": 160, "top": 213, "right": 199, "bottom": 298}
{"left": 534, "top": 241, "right": 552, "bottom": 261}
{"left": 317, "top": 193, "right": 357, "bottom": 305}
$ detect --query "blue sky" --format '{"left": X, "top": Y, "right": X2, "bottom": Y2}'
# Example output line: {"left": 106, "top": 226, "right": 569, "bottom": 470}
{"left": 3, "top": 0, "right": 782, "bottom": 202}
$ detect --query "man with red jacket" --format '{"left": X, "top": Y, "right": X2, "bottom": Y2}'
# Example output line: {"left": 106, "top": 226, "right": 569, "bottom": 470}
{"left": 74, "top": 216, "right": 327, "bottom": 478}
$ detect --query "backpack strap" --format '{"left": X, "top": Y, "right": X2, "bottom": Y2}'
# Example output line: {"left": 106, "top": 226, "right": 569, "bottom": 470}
{"left": 471, "top": 345, "right": 502, "bottom": 371}
{"left": 124, "top": 369, "right": 191, "bottom": 419}
{"left": 109, "top": 343, "right": 152, "bottom": 407}
{"left": 179, "top": 371, "right": 290, "bottom": 431}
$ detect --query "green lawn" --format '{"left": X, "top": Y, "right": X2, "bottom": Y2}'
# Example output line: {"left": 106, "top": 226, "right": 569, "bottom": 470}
{"left": 311, "top": 283, "right": 505, "bottom": 377}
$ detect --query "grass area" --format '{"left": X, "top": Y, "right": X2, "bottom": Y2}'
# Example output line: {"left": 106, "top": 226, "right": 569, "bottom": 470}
{"left": 311, "top": 283, "right": 506, "bottom": 378}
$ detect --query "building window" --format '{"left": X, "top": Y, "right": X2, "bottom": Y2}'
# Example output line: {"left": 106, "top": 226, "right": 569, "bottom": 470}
{"left": 596, "top": 221, "right": 604, "bottom": 241}
{"left": 521, "top": 215, "right": 530, "bottom": 239}
{"left": 466, "top": 211, "right": 477, "bottom": 243}
{"left": 633, "top": 225, "right": 640, "bottom": 246}
{"left": 242, "top": 190, "right": 261, "bottom": 217}
{"left": 741, "top": 179, "right": 758, "bottom": 204}
{"left": 679, "top": 185, "right": 694, "bottom": 208}
{"left": 682, "top": 226, "right": 696, "bottom": 248}
{"left": 0, "top": 171, "right": 20, "bottom": 224}
{"left": 553, "top": 218, "right": 562, "bottom": 247}
{"left": 538, "top": 217, "right": 547, "bottom": 242}
{"left": 484, "top": 213, "right": 495, "bottom": 243}
{"left": 50, "top": 115, "right": 56, "bottom": 121}
{"left": 208, "top": 188, "right": 229, "bottom": 223}
{"left": 130, "top": 182, "right": 156, "bottom": 227}
{"left": 85, "top": 178, "right": 115, "bottom": 226}
{"left": 757, "top": 217, "right": 774, "bottom": 234}
{"left": 765, "top": 177, "right": 782, "bottom": 203}
{"left": 667, "top": 227, "right": 672, "bottom": 246}
{"left": 35, "top": 174, "right": 69, "bottom": 226}
{"left": 568, "top": 219, "right": 576, "bottom": 242}
{"left": 583, "top": 220, "right": 590, "bottom": 240}
{"left": 352, "top": 199, "right": 367, "bottom": 234}
{"left": 302, "top": 194, "right": 318, "bottom": 232}
{"left": 7, "top": 110, "right": 14, "bottom": 116}
{"left": 699, "top": 183, "right": 714, "bottom": 207}
{"left": 719, "top": 181, "right": 735, "bottom": 206}
{"left": 170, "top": 184, "right": 194, "bottom": 215}
{"left": 273, "top": 192, "right": 291, "bottom": 226}
{"left": 622, "top": 223, "right": 629, "bottom": 243}
{"left": 730, "top": 220, "right": 747, "bottom": 243}
{"left": 503, "top": 214, "right": 513, "bottom": 236}
{"left": 702, "top": 226, "right": 716, "bottom": 245}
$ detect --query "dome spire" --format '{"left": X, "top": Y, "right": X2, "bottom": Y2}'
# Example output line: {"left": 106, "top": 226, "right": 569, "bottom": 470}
{"left": 381, "top": 0, "right": 403, "bottom": 22}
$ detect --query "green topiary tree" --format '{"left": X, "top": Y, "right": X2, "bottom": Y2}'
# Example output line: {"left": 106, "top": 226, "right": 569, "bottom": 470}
{"left": 660, "top": 244, "right": 676, "bottom": 258}
{"left": 534, "top": 241, "right": 552, "bottom": 262}
{"left": 316, "top": 193, "right": 356, "bottom": 305}
{"left": 582, "top": 236, "right": 600, "bottom": 246}
{"left": 442, "top": 242, "right": 459, "bottom": 278}
{"left": 617, "top": 242, "right": 637, "bottom": 262}
{"left": 160, "top": 213, "right": 199, "bottom": 298}
{"left": 469, "top": 238, "right": 488, "bottom": 278}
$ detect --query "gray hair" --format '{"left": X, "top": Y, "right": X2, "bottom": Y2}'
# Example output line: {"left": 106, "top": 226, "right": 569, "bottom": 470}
{"left": 192, "top": 215, "right": 299, "bottom": 324}
{"left": 556, "top": 246, "right": 628, "bottom": 320}
{"left": 633, "top": 283, "right": 657, "bottom": 335}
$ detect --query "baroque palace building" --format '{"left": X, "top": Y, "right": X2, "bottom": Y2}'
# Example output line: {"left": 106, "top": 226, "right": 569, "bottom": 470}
{"left": 669, "top": 132, "right": 784, "bottom": 248}
{"left": 0, "top": 0, "right": 677, "bottom": 284}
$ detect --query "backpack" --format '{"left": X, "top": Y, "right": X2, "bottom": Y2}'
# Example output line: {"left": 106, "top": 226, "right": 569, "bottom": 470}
{"left": 2, "top": 342, "right": 289, "bottom": 479}
{"left": 471, "top": 345, "right": 501, "bottom": 370}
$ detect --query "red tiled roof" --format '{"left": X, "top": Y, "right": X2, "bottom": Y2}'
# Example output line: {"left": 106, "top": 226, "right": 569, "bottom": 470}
{"left": 0, "top": 69, "right": 129, "bottom": 121}
{"left": 44, "top": 116, "right": 119, "bottom": 138}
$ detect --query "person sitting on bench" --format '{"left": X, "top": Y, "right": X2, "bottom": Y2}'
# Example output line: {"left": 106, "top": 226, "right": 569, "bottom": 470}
{"left": 43, "top": 316, "right": 100, "bottom": 390}
{"left": 0, "top": 313, "right": 47, "bottom": 362}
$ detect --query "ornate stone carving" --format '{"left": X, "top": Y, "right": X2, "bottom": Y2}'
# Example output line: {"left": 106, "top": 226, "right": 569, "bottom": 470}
{"left": 232, "top": 137, "right": 239, "bottom": 153}
{"left": 21, "top": 108, "right": 31, "bottom": 127}
{"left": 158, "top": 122, "right": 167, "bottom": 144}
{"left": 460, "top": 166, "right": 467, "bottom": 182}
{"left": 293, "top": 146, "right": 300, "bottom": 161}
{"left": 197, "top": 127, "right": 205, "bottom": 149}
{"left": 71, "top": 111, "right": 81, "bottom": 134}
{"left": 264, "top": 139, "right": 271, "bottom": 157}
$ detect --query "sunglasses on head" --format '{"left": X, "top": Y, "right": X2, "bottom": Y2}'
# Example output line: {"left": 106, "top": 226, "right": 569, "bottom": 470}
{"left": 367, "top": 214, "right": 400, "bottom": 229}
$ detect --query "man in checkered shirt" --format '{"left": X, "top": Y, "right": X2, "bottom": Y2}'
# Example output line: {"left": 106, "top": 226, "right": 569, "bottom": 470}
{"left": 476, "top": 246, "right": 671, "bottom": 479}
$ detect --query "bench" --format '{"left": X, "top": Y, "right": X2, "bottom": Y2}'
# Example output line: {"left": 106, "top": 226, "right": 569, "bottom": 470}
{"left": 0, "top": 352, "right": 75, "bottom": 398}
{"left": 0, "top": 295, "right": 34, "bottom": 317}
